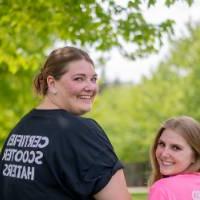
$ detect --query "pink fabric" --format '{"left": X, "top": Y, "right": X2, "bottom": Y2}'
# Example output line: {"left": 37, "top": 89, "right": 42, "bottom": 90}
{"left": 148, "top": 173, "right": 200, "bottom": 200}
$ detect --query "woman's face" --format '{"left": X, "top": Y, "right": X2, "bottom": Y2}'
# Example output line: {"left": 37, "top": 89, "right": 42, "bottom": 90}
{"left": 53, "top": 59, "right": 98, "bottom": 115}
{"left": 155, "top": 129, "right": 195, "bottom": 176}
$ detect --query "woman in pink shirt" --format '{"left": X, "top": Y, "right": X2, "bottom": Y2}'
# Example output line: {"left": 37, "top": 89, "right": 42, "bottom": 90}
{"left": 148, "top": 116, "right": 200, "bottom": 200}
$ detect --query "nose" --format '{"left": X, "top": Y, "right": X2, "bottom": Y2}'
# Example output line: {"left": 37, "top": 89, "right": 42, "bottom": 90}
{"left": 160, "top": 147, "right": 170, "bottom": 158}
{"left": 84, "top": 80, "right": 98, "bottom": 92}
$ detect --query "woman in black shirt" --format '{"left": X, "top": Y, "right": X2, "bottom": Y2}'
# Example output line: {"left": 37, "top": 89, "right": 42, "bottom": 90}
{"left": 0, "top": 46, "right": 131, "bottom": 200}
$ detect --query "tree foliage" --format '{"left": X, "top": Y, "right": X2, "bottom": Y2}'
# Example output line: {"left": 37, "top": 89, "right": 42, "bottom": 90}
{"left": 163, "top": 24, "right": 200, "bottom": 118}
{"left": 0, "top": 0, "right": 193, "bottom": 73}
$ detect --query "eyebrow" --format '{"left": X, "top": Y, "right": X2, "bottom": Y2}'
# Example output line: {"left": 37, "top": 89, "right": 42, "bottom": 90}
{"left": 73, "top": 73, "right": 98, "bottom": 77}
{"left": 158, "top": 139, "right": 183, "bottom": 147}
{"left": 157, "top": 139, "right": 164, "bottom": 144}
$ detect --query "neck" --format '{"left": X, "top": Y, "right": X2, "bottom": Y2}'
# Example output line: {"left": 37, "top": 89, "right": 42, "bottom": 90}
{"left": 37, "top": 96, "right": 61, "bottom": 110}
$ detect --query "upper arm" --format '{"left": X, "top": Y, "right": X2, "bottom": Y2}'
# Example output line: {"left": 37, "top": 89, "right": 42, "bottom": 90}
{"left": 93, "top": 169, "right": 131, "bottom": 200}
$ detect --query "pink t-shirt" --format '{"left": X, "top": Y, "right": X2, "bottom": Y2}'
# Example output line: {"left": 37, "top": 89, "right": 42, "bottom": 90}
{"left": 148, "top": 173, "right": 200, "bottom": 200}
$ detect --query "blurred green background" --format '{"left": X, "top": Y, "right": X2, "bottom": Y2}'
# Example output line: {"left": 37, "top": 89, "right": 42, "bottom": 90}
{"left": 132, "top": 193, "right": 147, "bottom": 200}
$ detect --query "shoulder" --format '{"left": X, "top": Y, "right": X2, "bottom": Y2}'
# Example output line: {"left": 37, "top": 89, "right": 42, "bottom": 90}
{"left": 150, "top": 178, "right": 171, "bottom": 191}
{"left": 149, "top": 174, "right": 200, "bottom": 200}
{"left": 149, "top": 177, "right": 178, "bottom": 199}
{"left": 71, "top": 116, "right": 108, "bottom": 140}
{"left": 150, "top": 174, "right": 198, "bottom": 193}
{"left": 75, "top": 117, "right": 112, "bottom": 147}
{"left": 57, "top": 110, "right": 103, "bottom": 133}
{"left": 28, "top": 109, "right": 103, "bottom": 132}
{"left": 151, "top": 174, "right": 190, "bottom": 188}
{"left": 51, "top": 112, "right": 112, "bottom": 147}
{"left": 79, "top": 118, "right": 107, "bottom": 136}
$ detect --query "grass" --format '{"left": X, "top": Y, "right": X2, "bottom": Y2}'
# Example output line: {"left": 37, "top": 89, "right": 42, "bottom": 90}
{"left": 132, "top": 193, "right": 147, "bottom": 200}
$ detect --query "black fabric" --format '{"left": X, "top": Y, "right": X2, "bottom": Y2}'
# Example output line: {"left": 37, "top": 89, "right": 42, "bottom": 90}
{"left": 0, "top": 109, "right": 123, "bottom": 200}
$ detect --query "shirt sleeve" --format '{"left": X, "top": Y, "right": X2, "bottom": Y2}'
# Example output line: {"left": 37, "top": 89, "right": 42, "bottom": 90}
{"left": 48, "top": 117, "right": 123, "bottom": 197}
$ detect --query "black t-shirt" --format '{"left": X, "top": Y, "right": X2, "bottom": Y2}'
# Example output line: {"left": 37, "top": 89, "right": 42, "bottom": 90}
{"left": 0, "top": 109, "right": 123, "bottom": 200}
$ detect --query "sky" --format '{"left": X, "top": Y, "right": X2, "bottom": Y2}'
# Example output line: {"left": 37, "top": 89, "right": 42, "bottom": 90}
{"left": 102, "top": 0, "right": 200, "bottom": 83}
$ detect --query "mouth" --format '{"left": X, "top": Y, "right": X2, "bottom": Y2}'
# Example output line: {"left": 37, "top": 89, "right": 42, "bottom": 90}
{"left": 78, "top": 95, "right": 94, "bottom": 104}
{"left": 159, "top": 159, "right": 174, "bottom": 167}
{"left": 79, "top": 95, "right": 93, "bottom": 99}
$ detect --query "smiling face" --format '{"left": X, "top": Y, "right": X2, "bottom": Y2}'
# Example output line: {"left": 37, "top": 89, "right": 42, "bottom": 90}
{"left": 155, "top": 128, "right": 195, "bottom": 176}
{"left": 48, "top": 59, "right": 98, "bottom": 115}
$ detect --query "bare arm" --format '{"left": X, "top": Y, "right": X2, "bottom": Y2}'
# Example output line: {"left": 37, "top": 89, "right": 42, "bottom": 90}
{"left": 93, "top": 169, "right": 132, "bottom": 200}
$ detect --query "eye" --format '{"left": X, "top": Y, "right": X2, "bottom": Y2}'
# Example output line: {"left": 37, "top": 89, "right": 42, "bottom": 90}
{"left": 91, "top": 77, "right": 97, "bottom": 83}
{"left": 171, "top": 145, "right": 181, "bottom": 151}
{"left": 157, "top": 141, "right": 165, "bottom": 148}
{"left": 74, "top": 77, "right": 84, "bottom": 81}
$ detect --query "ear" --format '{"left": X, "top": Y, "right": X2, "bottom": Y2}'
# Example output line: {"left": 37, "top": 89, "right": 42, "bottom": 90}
{"left": 47, "top": 75, "right": 57, "bottom": 95}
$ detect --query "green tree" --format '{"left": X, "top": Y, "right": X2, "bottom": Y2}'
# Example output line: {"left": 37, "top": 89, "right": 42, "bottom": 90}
{"left": 0, "top": 0, "right": 193, "bottom": 73}
{"left": 161, "top": 24, "right": 200, "bottom": 119}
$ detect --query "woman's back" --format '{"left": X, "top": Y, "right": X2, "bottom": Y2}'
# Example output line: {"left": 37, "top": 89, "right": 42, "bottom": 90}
{"left": 0, "top": 109, "right": 122, "bottom": 200}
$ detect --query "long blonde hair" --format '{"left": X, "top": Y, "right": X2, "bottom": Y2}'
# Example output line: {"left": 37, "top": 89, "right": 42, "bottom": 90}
{"left": 148, "top": 116, "right": 200, "bottom": 186}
